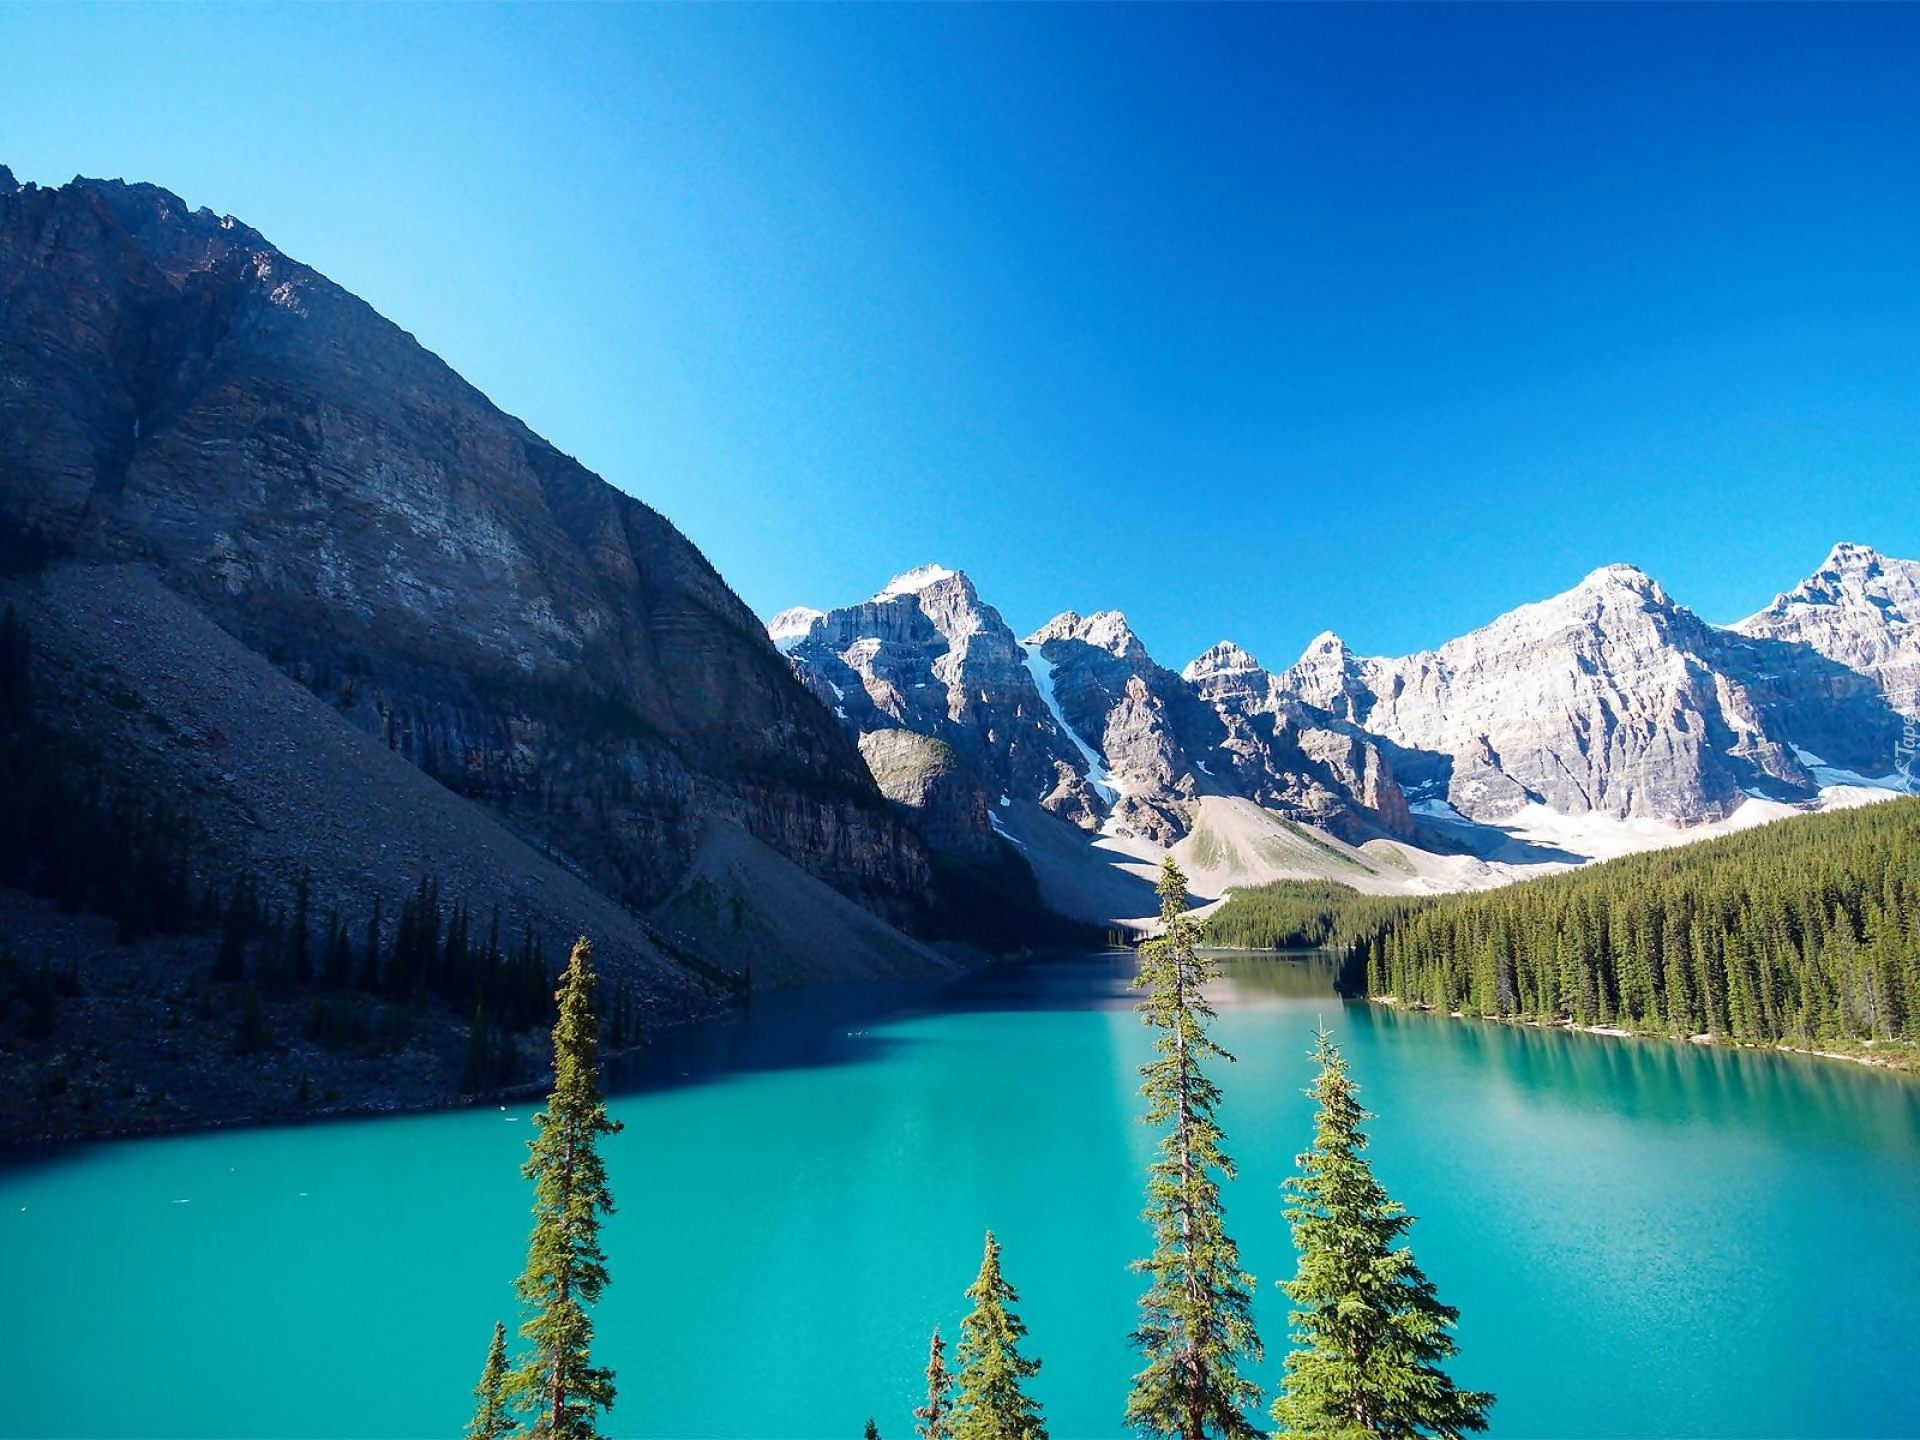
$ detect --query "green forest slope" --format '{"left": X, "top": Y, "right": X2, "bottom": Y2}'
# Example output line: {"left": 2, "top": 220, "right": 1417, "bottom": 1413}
{"left": 1206, "top": 798, "right": 1920, "bottom": 1065}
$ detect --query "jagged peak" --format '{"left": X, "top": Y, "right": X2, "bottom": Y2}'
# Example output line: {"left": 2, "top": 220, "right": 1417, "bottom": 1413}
{"left": 872, "top": 563, "right": 965, "bottom": 601}
{"left": 1026, "top": 608, "right": 1147, "bottom": 662}
{"left": 1024, "top": 611, "right": 1082, "bottom": 645}
{"left": 1738, "top": 541, "right": 1920, "bottom": 628}
{"left": 0, "top": 165, "right": 17, "bottom": 197}
{"left": 1821, "top": 540, "right": 1886, "bottom": 573}
{"left": 1452, "top": 563, "right": 1675, "bottom": 632}
{"left": 1575, "top": 562, "right": 1666, "bottom": 600}
{"left": 766, "top": 606, "right": 825, "bottom": 653}
{"left": 1296, "top": 629, "right": 1352, "bottom": 662}
{"left": 1181, "top": 640, "right": 1262, "bottom": 682}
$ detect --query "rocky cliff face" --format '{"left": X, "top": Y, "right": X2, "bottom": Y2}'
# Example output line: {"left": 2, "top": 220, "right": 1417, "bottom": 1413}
{"left": 779, "top": 553, "right": 1913, "bottom": 864}
{"left": 1285, "top": 565, "right": 1805, "bottom": 822}
{"left": 1022, "top": 608, "right": 1221, "bottom": 844}
{"left": 1183, "top": 640, "right": 1414, "bottom": 840}
{"left": 776, "top": 570, "right": 1420, "bottom": 851}
{"left": 856, "top": 729, "right": 996, "bottom": 860}
{"left": 1732, "top": 543, "right": 1920, "bottom": 725}
{"left": 1267, "top": 563, "right": 1906, "bottom": 823}
{"left": 779, "top": 566, "right": 1108, "bottom": 840}
{"left": 0, "top": 169, "right": 929, "bottom": 921}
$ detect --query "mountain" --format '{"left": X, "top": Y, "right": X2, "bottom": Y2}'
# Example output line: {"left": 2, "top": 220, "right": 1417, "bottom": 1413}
{"left": 1286, "top": 564, "right": 1804, "bottom": 823}
{"left": 1180, "top": 637, "right": 1414, "bottom": 841}
{"left": 778, "top": 566, "right": 1106, "bottom": 838}
{"left": 774, "top": 556, "right": 1914, "bottom": 925}
{"left": 1732, "top": 542, "right": 1920, "bottom": 725}
{"left": 779, "top": 568, "right": 1424, "bottom": 854}
{"left": 777, "top": 568, "right": 1451, "bottom": 929}
{"left": 1023, "top": 607, "right": 1221, "bottom": 844}
{"left": 0, "top": 168, "right": 951, "bottom": 994}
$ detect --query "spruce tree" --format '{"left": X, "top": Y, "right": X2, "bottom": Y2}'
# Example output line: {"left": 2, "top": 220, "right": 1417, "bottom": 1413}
{"left": 865, "top": 1421, "right": 882, "bottom": 1440}
{"left": 916, "top": 1327, "right": 954, "bottom": 1440}
{"left": 508, "top": 937, "right": 624, "bottom": 1438}
{"left": 358, "top": 893, "right": 384, "bottom": 993}
{"left": 952, "top": 1232, "right": 1047, "bottom": 1440}
{"left": 468, "top": 1321, "right": 518, "bottom": 1440}
{"left": 286, "top": 867, "right": 312, "bottom": 988}
{"left": 1273, "top": 1028, "right": 1492, "bottom": 1439}
{"left": 1126, "top": 857, "right": 1263, "bottom": 1440}
{"left": 463, "top": 1007, "right": 495, "bottom": 1094}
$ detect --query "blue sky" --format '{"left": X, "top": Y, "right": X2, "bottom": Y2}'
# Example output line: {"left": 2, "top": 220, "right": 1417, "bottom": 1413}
{"left": 5, "top": 4, "right": 1918, "bottom": 668}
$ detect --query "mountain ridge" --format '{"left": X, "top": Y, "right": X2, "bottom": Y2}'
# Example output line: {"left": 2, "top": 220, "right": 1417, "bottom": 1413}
{"left": 0, "top": 168, "right": 967, "bottom": 988}
{"left": 773, "top": 551, "right": 1915, "bottom": 925}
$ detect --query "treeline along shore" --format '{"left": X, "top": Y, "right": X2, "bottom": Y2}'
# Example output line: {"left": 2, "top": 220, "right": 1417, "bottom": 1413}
{"left": 1204, "top": 798, "right": 1920, "bottom": 1072}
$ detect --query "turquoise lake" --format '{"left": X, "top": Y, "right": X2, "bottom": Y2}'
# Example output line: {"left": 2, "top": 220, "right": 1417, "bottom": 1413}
{"left": 5, "top": 951, "right": 1920, "bottom": 1439}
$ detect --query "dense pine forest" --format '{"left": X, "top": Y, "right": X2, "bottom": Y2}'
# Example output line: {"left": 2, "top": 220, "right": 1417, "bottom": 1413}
{"left": 1208, "top": 799, "right": 1920, "bottom": 1063}
{"left": 0, "top": 601, "right": 641, "bottom": 1119}
{"left": 1198, "top": 880, "right": 1427, "bottom": 955}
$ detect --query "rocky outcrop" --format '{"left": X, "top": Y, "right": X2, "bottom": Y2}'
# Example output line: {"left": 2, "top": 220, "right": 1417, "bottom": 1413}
{"left": 1299, "top": 565, "right": 1811, "bottom": 822}
{"left": 1273, "top": 632, "right": 1375, "bottom": 725}
{"left": 857, "top": 729, "right": 997, "bottom": 860}
{"left": 1023, "top": 609, "right": 1226, "bottom": 844}
{"left": 1184, "top": 637, "right": 1413, "bottom": 841}
{"left": 780, "top": 566, "right": 1101, "bottom": 829}
{"left": 1731, "top": 542, "right": 1920, "bottom": 731}
{"left": 0, "top": 170, "right": 929, "bottom": 924}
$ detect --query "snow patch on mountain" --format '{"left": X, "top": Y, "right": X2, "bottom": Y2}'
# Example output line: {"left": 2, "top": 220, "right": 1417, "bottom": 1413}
{"left": 766, "top": 606, "right": 824, "bottom": 654}
{"left": 874, "top": 564, "right": 958, "bottom": 600}
{"left": 1789, "top": 745, "right": 1909, "bottom": 792}
{"left": 1023, "top": 646, "right": 1118, "bottom": 803}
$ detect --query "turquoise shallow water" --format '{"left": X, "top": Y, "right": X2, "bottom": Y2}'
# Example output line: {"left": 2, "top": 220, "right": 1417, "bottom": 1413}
{"left": 5, "top": 952, "right": 1920, "bottom": 1439}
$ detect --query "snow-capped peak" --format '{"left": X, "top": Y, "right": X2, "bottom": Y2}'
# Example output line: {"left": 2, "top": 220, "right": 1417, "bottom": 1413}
{"left": 766, "top": 606, "right": 825, "bottom": 653}
{"left": 1299, "top": 630, "right": 1351, "bottom": 661}
{"left": 874, "top": 564, "right": 960, "bottom": 600}
{"left": 1740, "top": 542, "right": 1919, "bottom": 625}
{"left": 1823, "top": 541, "right": 1886, "bottom": 571}
{"left": 1575, "top": 562, "right": 1665, "bottom": 601}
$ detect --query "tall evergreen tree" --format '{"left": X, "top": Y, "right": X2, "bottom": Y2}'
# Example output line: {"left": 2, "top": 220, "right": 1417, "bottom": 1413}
{"left": 1127, "top": 857, "right": 1263, "bottom": 1439}
{"left": 916, "top": 1327, "right": 954, "bottom": 1440}
{"left": 358, "top": 892, "right": 384, "bottom": 993}
{"left": 508, "top": 937, "right": 624, "bottom": 1438}
{"left": 1273, "top": 1028, "right": 1492, "bottom": 1439}
{"left": 865, "top": 1421, "right": 882, "bottom": 1440}
{"left": 952, "top": 1232, "right": 1048, "bottom": 1440}
{"left": 286, "top": 867, "right": 313, "bottom": 989}
{"left": 467, "top": 1321, "right": 518, "bottom": 1440}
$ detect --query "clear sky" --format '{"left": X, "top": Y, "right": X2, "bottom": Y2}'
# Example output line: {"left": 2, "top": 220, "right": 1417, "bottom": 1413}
{"left": 5, "top": 4, "right": 1918, "bottom": 669}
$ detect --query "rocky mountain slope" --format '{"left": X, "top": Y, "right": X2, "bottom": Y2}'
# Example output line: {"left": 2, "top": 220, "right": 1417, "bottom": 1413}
{"left": 1732, "top": 542, "right": 1920, "bottom": 724}
{"left": 1283, "top": 564, "right": 1811, "bottom": 823}
{"left": 1280, "top": 559, "right": 1905, "bottom": 822}
{"left": 775, "top": 551, "right": 1914, "bottom": 926}
{"left": 0, "top": 167, "right": 948, "bottom": 958}
{"left": 776, "top": 567, "right": 1106, "bottom": 839}
{"left": 0, "top": 166, "right": 1006, "bottom": 1139}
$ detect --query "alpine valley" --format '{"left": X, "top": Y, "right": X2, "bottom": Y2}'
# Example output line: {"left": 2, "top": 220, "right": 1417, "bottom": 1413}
{"left": 1, "top": 166, "right": 1916, "bottom": 1140}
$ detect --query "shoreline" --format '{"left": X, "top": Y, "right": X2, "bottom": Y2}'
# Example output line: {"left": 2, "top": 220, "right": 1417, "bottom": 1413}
{"left": 0, "top": 1031, "right": 669, "bottom": 1156}
{"left": 2, "top": 943, "right": 1027, "bottom": 1153}
{"left": 1369, "top": 995, "right": 1919, "bottom": 1074}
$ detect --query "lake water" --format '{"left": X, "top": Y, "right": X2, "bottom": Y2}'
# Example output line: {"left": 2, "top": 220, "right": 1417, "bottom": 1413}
{"left": 5, "top": 951, "right": 1920, "bottom": 1439}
